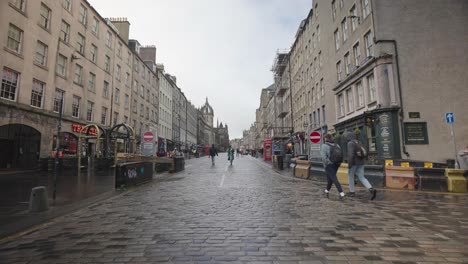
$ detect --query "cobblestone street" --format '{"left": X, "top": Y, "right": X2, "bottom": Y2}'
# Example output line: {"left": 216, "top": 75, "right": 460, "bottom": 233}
{"left": 1, "top": 154, "right": 467, "bottom": 264}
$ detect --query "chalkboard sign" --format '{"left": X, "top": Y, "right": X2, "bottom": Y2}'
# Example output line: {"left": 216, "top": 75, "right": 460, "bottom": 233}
{"left": 404, "top": 122, "right": 428, "bottom": 144}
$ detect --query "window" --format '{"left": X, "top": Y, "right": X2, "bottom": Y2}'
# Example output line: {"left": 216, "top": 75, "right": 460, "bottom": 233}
{"left": 316, "top": 25, "right": 320, "bottom": 42}
{"left": 114, "top": 88, "right": 120, "bottom": 104}
{"left": 123, "top": 116, "right": 128, "bottom": 124}
{"left": 316, "top": 82, "right": 320, "bottom": 99}
{"left": 346, "top": 88, "right": 354, "bottom": 112}
{"left": 344, "top": 53, "right": 350, "bottom": 75}
{"left": 39, "top": 3, "right": 51, "bottom": 30}
{"left": 331, "top": 0, "right": 337, "bottom": 20}
{"left": 357, "top": 81, "right": 364, "bottom": 107}
{"left": 62, "top": 0, "right": 71, "bottom": 11}
{"left": 125, "top": 73, "right": 130, "bottom": 87}
{"left": 146, "top": 89, "right": 150, "bottom": 101}
{"left": 336, "top": 61, "right": 342, "bottom": 81}
{"left": 146, "top": 107, "right": 149, "bottom": 119}
{"left": 320, "top": 79, "right": 324, "bottom": 96}
{"left": 79, "top": 4, "right": 87, "bottom": 26}
{"left": 86, "top": 101, "right": 94, "bottom": 121}
{"left": 350, "top": 5, "right": 358, "bottom": 32}
{"left": 56, "top": 54, "right": 67, "bottom": 77}
{"left": 133, "top": 99, "right": 138, "bottom": 113}
{"left": 90, "top": 44, "right": 97, "bottom": 63}
{"left": 113, "top": 112, "right": 119, "bottom": 126}
{"left": 53, "top": 89, "right": 64, "bottom": 113}
{"left": 116, "top": 65, "right": 121, "bottom": 80}
{"left": 60, "top": 20, "right": 70, "bottom": 43}
{"left": 341, "top": 18, "right": 348, "bottom": 42}
{"left": 104, "top": 55, "right": 111, "bottom": 72}
{"left": 340, "top": 0, "right": 344, "bottom": 9}
{"left": 103, "top": 81, "right": 109, "bottom": 98}
{"left": 322, "top": 105, "right": 326, "bottom": 124}
{"left": 317, "top": 108, "right": 321, "bottom": 125}
{"left": 334, "top": 29, "right": 340, "bottom": 50}
{"left": 74, "top": 64, "right": 83, "bottom": 85}
{"left": 314, "top": 3, "right": 318, "bottom": 17}
{"left": 31, "top": 79, "right": 44, "bottom": 108}
{"left": 1, "top": 68, "right": 19, "bottom": 101}
{"left": 124, "top": 94, "right": 129, "bottom": 109}
{"left": 314, "top": 57, "right": 318, "bottom": 74}
{"left": 76, "top": 33, "right": 85, "bottom": 54}
{"left": 353, "top": 43, "right": 361, "bottom": 66}
{"left": 72, "top": 96, "right": 80, "bottom": 118}
{"left": 7, "top": 24, "right": 23, "bottom": 53}
{"left": 117, "top": 42, "right": 122, "bottom": 57}
{"left": 362, "top": 0, "right": 371, "bottom": 18}
{"left": 140, "top": 85, "right": 144, "bottom": 97}
{"left": 140, "top": 104, "right": 144, "bottom": 117}
{"left": 367, "top": 74, "right": 376, "bottom": 102}
{"left": 35, "top": 41, "right": 48, "bottom": 66}
{"left": 318, "top": 51, "right": 322, "bottom": 68}
{"left": 364, "top": 31, "right": 374, "bottom": 57}
{"left": 127, "top": 51, "right": 131, "bottom": 65}
{"left": 88, "top": 72, "right": 96, "bottom": 92}
{"left": 338, "top": 93, "right": 345, "bottom": 116}
{"left": 101, "top": 107, "right": 107, "bottom": 125}
{"left": 133, "top": 80, "right": 138, "bottom": 93}
{"left": 106, "top": 31, "right": 112, "bottom": 48}
{"left": 312, "top": 33, "right": 316, "bottom": 49}
{"left": 11, "top": 0, "right": 26, "bottom": 12}
{"left": 91, "top": 17, "right": 99, "bottom": 35}
{"left": 311, "top": 87, "right": 315, "bottom": 103}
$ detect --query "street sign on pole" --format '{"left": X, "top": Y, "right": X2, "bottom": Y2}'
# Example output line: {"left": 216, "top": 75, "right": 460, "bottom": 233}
{"left": 445, "top": 113, "right": 458, "bottom": 168}
{"left": 310, "top": 131, "right": 321, "bottom": 144}
{"left": 143, "top": 131, "right": 154, "bottom": 142}
{"left": 445, "top": 112, "right": 454, "bottom": 124}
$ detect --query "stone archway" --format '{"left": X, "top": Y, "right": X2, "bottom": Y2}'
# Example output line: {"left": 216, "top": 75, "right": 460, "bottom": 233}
{"left": 0, "top": 124, "right": 41, "bottom": 169}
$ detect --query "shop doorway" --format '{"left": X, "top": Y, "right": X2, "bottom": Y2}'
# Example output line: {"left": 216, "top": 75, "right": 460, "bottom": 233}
{"left": 0, "top": 124, "right": 41, "bottom": 169}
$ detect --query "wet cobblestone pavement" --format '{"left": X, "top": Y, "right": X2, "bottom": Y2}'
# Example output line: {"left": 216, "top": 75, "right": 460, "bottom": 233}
{"left": 1, "top": 154, "right": 467, "bottom": 264}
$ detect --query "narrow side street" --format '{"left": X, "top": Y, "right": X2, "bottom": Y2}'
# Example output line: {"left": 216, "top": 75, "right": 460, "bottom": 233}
{"left": 0, "top": 155, "right": 467, "bottom": 264}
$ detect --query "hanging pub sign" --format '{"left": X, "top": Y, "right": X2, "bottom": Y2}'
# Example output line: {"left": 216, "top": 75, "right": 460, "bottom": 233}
{"left": 71, "top": 124, "right": 97, "bottom": 136}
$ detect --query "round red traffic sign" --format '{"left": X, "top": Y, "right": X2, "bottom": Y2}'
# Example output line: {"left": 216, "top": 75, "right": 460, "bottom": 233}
{"left": 143, "top": 131, "right": 154, "bottom": 142}
{"left": 310, "top": 131, "right": 321, "bottom": 143}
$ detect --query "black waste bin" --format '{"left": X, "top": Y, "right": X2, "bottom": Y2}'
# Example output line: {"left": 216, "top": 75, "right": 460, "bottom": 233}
{"left": 276, "top": 155, "right": 284, "bottom": 170}
{"left": 173, "top": 157, "right": 185, "bottom": 172}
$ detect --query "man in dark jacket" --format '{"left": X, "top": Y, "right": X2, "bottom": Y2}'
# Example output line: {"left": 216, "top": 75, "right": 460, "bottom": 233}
{"left": 346, "top": 132, "right": 377, "bottom": 200}
{"left": 209, "top": 144, "right": 218, "bottom": 165}
{"left": 320, "top": 133, "right": 345, "bottom": 199}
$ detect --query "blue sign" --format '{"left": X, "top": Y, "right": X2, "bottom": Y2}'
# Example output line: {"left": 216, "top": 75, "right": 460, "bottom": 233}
{"left": 445, "top": 112, "right": 455, "bottom": 124}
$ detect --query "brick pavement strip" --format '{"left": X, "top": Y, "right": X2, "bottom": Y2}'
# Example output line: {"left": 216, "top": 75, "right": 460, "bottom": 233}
{"left": 0, "top": 154, "right": 468, "bottom": 264}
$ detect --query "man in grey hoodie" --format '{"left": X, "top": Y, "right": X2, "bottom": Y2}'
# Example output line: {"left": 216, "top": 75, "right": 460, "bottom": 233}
{"left": 346, "top": 132, "right": 377, "bottom": 200}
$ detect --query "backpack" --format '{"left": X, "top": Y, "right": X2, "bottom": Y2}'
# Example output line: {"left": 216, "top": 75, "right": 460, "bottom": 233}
{"left": 327, "top": 143, "right": 343, "bottom": 164}
{"left": 353, "top": 140, "right": 368, "bottom": 159}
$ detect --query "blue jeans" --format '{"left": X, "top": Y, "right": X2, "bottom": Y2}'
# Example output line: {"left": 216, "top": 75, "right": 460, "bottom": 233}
{"left": 211, "top": 156, "right": 215, "bottom": 164}
{"left": 348, "top": 165, "right": 372, "bottom": 192}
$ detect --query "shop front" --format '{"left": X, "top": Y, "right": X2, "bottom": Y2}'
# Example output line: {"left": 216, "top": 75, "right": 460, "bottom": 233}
{"left": 334, "top": 108, "right": 401, "bottom": 165}
{"left": 0, "top": 124, "right": 41, "bottom": 169}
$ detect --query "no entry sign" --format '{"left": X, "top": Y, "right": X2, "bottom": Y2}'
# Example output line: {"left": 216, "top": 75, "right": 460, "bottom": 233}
{"left": 310, "top": 131, "right": 321, "bottom": 143}
{"left": 143, "top": 131, "right": 154, "bottom": 142}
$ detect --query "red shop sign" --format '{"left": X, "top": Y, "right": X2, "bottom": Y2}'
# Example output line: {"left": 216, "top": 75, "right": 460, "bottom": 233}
{"left": 72, "top": 124, "right": 97, "bottom": 136}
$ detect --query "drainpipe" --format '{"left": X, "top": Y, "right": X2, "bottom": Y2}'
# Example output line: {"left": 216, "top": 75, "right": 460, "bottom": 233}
{"left": 370, "top": 1, "right": 410, "bottom": 158}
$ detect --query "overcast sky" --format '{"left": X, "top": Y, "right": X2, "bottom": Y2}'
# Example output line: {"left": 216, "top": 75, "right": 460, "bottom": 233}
{"left": 89, "top": 0, "right": 311, "bottom": 139}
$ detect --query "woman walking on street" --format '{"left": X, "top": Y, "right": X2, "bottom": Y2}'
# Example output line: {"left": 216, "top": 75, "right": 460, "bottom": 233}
{"left": 227, "top": 146, "right": 235, "bottom": 166}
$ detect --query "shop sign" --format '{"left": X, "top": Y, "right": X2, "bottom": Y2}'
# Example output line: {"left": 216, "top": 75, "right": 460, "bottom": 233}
{"left": 72, "top": 124, "right": 97, "bottom": 136}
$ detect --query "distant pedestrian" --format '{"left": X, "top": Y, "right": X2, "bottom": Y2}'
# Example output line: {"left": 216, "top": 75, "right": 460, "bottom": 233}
{"left": 321, "top": 133, "right": 345, "bottom": 199}
{"left": 236, "top": 148, "right": 240, "bottom": 157}
{"left": 227, "top": 146, "right": 235, "bottom": 166}
{"left": 346, "top": 132, "right": 377, "bottom": 200}
{"left": 457, "top": 146, "right": 468, "bottom": 169}
{"left": 209, "top": 144, "right": 218, "bottom": 165}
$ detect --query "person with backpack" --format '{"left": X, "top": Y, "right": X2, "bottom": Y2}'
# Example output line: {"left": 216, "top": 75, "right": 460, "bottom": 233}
{"left": 227, "top": 145, "right": 235, "bottom": 166}
{"left": 346, "top": 132, "right": 377, "bottom": 200}
{"left": 209, "top": 144, "right": 218, "bottom": 165}
{"left": 320, "top": 133, "right": 345, "bottom": 199}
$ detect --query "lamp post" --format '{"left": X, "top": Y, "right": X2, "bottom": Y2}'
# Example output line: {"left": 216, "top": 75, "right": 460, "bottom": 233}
{"left": 53, "top": 97, "right": 63, "bottom": 202}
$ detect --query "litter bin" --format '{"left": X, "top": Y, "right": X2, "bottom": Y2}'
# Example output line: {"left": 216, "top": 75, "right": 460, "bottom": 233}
{"left": 173, "top": 157, "right": 185, "bottom": 172}
{"left": 273, "top": 155, "right": 284, "bottom": 170}
{"left": 29, "top": 186, "right": 49, "bottom": 212}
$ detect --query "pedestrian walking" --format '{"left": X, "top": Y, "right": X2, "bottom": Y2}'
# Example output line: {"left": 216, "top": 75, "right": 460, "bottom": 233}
{"left": 346, "top": 132, "right": 377, "bottom": 200}
{"left": 227, "top": 146, "right": 235, "bottom": 166}
{"left": 209, "top": 144, "right": 218, "bottom": 165}
{"left": 236, "top": 148, "right": 240, "bottom": 157}
{"left": 320, "top": 133, "right": 345, "bottom": 199}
